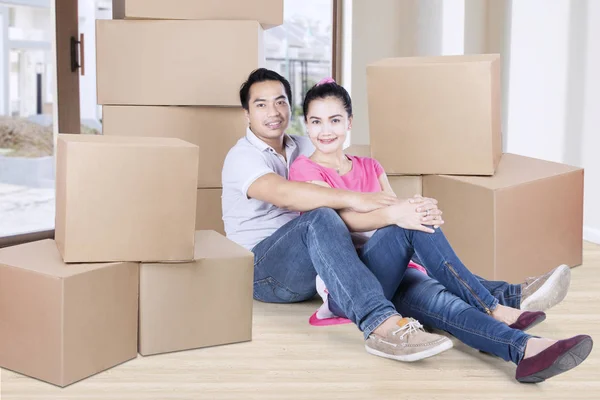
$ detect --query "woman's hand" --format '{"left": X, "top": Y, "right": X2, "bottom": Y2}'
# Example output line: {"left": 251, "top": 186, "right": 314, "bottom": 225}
{"left": 385, "top": 197, "right": 444, "bottom": 233}
{"left": 411, "top": 195, "right": 444, "bottom": 229}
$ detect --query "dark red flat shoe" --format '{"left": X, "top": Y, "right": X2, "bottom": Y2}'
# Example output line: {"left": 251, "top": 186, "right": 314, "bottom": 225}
{"left": 516, "top": 335, "right": 593, "bottom": 383}
{"left": 509, "top": 311, "right": 546, "bottom": 331}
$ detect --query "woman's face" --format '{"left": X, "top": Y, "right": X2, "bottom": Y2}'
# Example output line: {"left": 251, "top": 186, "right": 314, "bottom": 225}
{"left": 305, "top": 96, "right": 352, "bottom": 154}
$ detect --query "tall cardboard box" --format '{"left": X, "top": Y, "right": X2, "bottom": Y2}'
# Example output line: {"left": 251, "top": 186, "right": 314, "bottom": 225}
{"left": 139, "top": 231, "right": 253, "bottom": 356}
{"left": 102, "top": 106, "right": 247, "bottom": 188}
{"left": 112, "top": 0, "right": 283, "bottom": 29}
{"left": 0, "top": 240, "right": 138, "bottom": 387}
{"left": 367, "top": 54, "right": 501, "bottom": 175}
{"left": 96, "top": 20, "right": 264, "bottom": 106}
{"left": 423, "top": 153, "right": 583, "bottom": 282}
{"left": 196, "top": 189, "right": 224, "bottom": 235}
{"left": 55, "top": 134, "right": 198, "bottom": 263}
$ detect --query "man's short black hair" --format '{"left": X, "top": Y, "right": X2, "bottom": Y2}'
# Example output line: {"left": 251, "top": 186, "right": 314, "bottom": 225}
{"left": 239, "top": 68, "right": 293, "bottom": 110}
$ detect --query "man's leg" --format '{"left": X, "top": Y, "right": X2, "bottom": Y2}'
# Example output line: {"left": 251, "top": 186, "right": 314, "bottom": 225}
{"left": 411, "top": 253, "right": 521, "bottom": 308}
{"left": 475, "top": 275, "right": 521, "bottom": 309}
{"left": 392, "top": 269, "right": 530, "bottom": 364}
{"left": 411, "top": 255, "right": 571, "bottom": 312}
{"left": 251, "top": 207, "right": 398, "bottom": 338}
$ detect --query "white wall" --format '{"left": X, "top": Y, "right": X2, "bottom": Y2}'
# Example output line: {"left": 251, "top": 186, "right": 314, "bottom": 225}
{"left": 349, "top": 0, "right": 417, "bottom": 145}
{"left": 504, "top": 0, "right": 571, "bottom": 162}
{"left": 581, "top": 0, "right": 600, "bottom": 243}
{"left": 505, "top": 0, "right": 599, "bottom": 243}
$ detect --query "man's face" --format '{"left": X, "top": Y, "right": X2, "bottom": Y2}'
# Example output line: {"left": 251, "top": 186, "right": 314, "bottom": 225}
{"left": 245, "top": 80, "right": 291, "bottom": 141}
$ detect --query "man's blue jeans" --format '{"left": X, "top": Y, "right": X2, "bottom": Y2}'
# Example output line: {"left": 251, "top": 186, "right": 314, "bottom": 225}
{"left": 252, "top": 209, "right": 529, "bottom": 364}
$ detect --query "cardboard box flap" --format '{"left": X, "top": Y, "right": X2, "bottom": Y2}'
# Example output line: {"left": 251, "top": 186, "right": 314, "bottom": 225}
{"left": 194, "top": 231, "right": 253, "bottom": 260}
{"left": 439, "top": 153, "right": 583, "bottom": 190}
{"left": 369, "top": 54, "right": 500, "bottom": 68}
{"left": 0, "top": 240, "right": 123, "bottom": 278}
{"left": 59, "top": 134, "right": 197, "bottom": 149}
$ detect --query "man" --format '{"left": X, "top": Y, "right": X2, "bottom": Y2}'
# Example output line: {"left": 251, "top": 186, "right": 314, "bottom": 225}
{"left": 221, "top": 68, "right": 572, "bottom": 365}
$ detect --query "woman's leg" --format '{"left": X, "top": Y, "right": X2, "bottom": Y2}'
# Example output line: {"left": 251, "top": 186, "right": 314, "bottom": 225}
{"left": 329, "top": 226, "right": 513, "bottom": 316}
{"left": 392, "top": 268, "right": 529, "bottom": 363}
{"left": 393, "top": 269, "right": 593, "bottom": 382}
{"left": 328, "top": 226, "right": 414, "bottom": 316}
{"left": 370, "top": 225, "right": 501, "bottom": 314}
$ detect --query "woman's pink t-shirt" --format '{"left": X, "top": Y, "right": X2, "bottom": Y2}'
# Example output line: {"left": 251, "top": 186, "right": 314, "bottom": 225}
{"left": 289, "top": 155, "right": 384, "bottom": 193}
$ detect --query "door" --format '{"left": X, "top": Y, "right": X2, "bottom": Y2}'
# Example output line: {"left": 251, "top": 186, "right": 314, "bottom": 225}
{"left": 55, "top": 0, "right": 81, "bottom": 134}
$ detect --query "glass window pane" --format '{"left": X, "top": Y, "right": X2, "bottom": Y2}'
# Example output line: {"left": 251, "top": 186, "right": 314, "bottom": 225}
{"left": 0, "top": 4, "right": 55, "bottom": 238}
{"left": 265, "top": 0, "right": 333, "bottom": 136}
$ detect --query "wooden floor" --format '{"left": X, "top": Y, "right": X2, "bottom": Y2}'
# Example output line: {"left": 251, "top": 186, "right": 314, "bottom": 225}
{"left": 2, "top": 242, "right": 600, "bottom": 399}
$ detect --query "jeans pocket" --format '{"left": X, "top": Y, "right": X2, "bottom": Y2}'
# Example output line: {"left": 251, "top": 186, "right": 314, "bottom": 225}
{"left": 254, "top": 277, "right": 300, "bottom": 303}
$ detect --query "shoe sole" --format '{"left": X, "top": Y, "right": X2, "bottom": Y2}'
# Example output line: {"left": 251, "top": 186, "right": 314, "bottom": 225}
{"left": 365, "top": 339, "right": 453, "bottom": 362}
{"left": 517, "top": 337, "right": 593, "bottom": 383}
{"left": 521, "top": 264, "right": 571, "bottom": 312}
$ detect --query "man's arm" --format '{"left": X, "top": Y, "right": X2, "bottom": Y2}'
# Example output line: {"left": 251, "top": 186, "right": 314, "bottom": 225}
{"left": 246, "top": 173, "right": 397, "bottom": 213}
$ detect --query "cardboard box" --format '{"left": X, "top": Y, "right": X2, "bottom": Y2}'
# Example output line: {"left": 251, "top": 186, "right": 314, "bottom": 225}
{"left": 55, "top": 134, "right": 198, "bottom": 263}
{"left": 345, "top": 144, "right": 371, "bottom": 158}
{"left": 388, "top": 175, "right": 422, "bottom": 198}
{"left": 196, "top": 188, "right": 224, "bottom": 235}
{"left": 423, "top": 153, "right": 583, "bottom": 282}
{"left": 139, "top": 230, "right": 253, "bottom": 356}
{"left": 112, "top": 0, "right": 283, "bottom": 30}
{"left": 96, "top": 20, "right": 264, "bottom": 106}
{"left": 367, "top": 54, "right": 502, "bottom": 175}
{"left": 0, "top": 240, "right": 138, "bottom": 387}
{"left": 103, "top": 106, "right": 247, "bottom": 188}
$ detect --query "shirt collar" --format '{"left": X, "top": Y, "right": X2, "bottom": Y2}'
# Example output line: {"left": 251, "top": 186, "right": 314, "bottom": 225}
{"left": 245, "top": 127, "right": 297, "bottom": 153}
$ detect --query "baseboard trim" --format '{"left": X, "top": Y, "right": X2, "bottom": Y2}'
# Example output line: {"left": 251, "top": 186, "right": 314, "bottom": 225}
{"left": 583, "top": 226, "right": 600, "bottom": 244}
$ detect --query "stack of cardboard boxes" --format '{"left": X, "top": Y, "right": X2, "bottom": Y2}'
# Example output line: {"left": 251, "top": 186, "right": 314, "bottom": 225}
{"left": 101, "top": 0, "right": 283, "bottom": 234}
{"left": 0, "top": 0, "right": 285, "bottom": 387}
{"left": 363, "top": 54, "right": 583, "bottom": 283}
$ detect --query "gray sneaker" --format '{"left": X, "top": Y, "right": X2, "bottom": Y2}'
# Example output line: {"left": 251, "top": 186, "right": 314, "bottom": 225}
{"left": 520, "top": 264, "right": 571, "bottom": 312}
{"left": 365, "top": 318, "right": 453, "bottom": 362}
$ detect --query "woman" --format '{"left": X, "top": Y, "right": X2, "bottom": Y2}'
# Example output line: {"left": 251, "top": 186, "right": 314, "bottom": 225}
{"left": 288, "top": 78, "right": 593, "bottom": 383}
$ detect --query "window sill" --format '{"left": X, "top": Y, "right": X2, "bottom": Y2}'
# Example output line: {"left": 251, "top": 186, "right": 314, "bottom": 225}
{"left": 0, "top": 230, "right": 55, "bottom": 249}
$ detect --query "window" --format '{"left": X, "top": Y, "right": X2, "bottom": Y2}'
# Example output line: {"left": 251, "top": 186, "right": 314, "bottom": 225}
{"left": 0, "top": 3, "right": 55, "bottom": 239}
{"left": 265, "top": 0, "right": 334, "bottom": 136}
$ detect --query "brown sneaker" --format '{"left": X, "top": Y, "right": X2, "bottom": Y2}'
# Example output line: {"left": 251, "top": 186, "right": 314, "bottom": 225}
{"left": 521, "top": 264, "right": 571, "bottom": 311}
{"left": 365, "top": 318, "right": 453, "bottom": 362}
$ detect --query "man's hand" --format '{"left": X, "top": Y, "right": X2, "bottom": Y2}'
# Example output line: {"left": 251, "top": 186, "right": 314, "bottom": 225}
{"left": 348, "top": 191, "right": 399, "bottom": 213}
